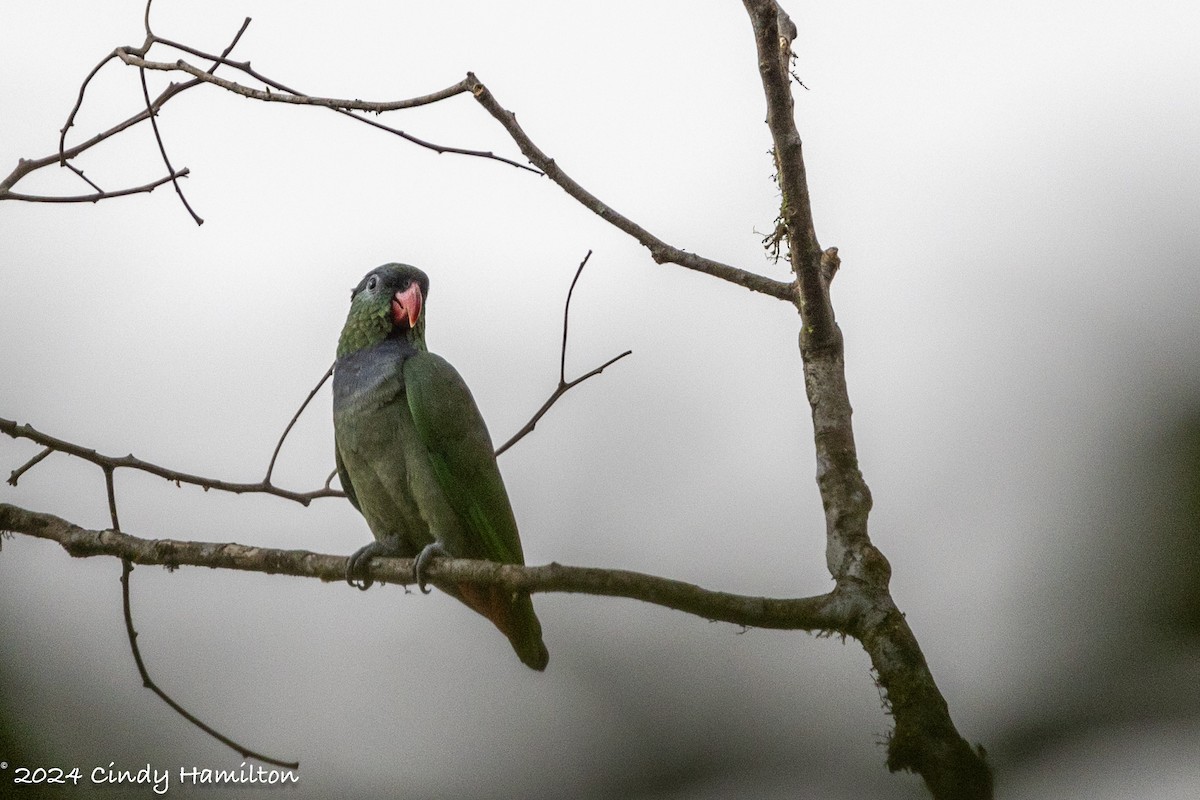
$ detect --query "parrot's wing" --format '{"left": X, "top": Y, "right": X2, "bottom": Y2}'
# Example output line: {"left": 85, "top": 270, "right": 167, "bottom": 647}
{"left": 403, "top": 351, "right": 524, "bottom": 565}
{"left": 334, "top": 444, "right": 362, "bottom": 513}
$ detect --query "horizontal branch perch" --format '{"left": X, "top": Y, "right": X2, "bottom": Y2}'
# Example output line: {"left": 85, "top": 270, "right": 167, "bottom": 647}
{"left": 0, "top": 502, "right": 843, "bottom": 632}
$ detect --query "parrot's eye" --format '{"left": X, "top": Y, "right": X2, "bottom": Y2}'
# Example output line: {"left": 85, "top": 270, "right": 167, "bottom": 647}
{"left": 366, "top": 275, "right": 379, "bottom": 292}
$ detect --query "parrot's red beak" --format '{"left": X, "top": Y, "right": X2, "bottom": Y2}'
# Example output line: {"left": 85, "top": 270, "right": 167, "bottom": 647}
{"left": 392, "top": 283, "right": 423, "bottom": 329}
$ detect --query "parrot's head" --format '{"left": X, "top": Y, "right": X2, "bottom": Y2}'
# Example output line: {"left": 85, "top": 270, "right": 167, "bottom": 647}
{"left": 337, "top": 263, "right": 430, "bottom": 358}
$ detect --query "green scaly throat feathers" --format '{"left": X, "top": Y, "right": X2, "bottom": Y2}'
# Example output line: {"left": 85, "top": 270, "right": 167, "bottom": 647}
{"left": 336, "top": 263, "right": 430, "bottom": 359}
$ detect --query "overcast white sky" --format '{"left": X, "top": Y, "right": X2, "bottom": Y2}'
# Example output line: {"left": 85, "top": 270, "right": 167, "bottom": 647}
{"left": 3, "top": 2, "right": 1200, "bottom": 798}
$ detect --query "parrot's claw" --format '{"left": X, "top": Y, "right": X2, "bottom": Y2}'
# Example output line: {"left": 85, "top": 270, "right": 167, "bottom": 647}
{"left": 414, "top": 542, "right": 448, "bottom": 594}
{"left": 346, "top": 540, "right": 405, "bottom": 591}
{"left": 346, "top": 543, "right": 379, "bottom": 590}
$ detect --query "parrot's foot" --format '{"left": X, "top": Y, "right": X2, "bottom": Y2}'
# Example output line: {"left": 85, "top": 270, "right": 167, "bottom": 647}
{"left": 346, "top": 540, "right": 405, "bottom": 591}
{"left": 413, "top": 542, "right": 448, "bottom": 594}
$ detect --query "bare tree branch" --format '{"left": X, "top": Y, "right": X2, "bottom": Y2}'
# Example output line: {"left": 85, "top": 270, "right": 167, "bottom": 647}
{"left": 118, "top": 559, "right": 299, "bottom": 769}
{"left": 495, "top": 251, "right": 632, "bottom": 457}
{"left": 7, "top": 447, "right": 52, "bottom": 485}
{"left": 114, "top": 48, "right": 537, "bottom": 173}
{"left": 103, "top": 467, "right": 121, "bottom": 531}
{"left": 57, "top": 49, "right": 123, "bottom": 162}
{"left": 463, "top": 74, "right": 797, "bottom": 301}
{"left": 495, "top": 351, "right": 631, "bottom": 459}
{"left": 0, "top": 17, "right": 247, "bottom": 205}
{"left": 63, "top": 161, "right": 104, "bottom": 193}
{"left": 329, "top": 107, "right": 540, "bottom": 174}
{"left": 264, "top": 363, "right": 334, "bottom": 485}
{"left": 137, "top": 60, "right": 203, "bottom": 224}
{"left": 1, "top": 169, "right": 188, "bottom": 204}
{"left": 740, "top": 2, "right": 991, "bottom": 798}
{"left": 1, "top": 86, "right": 188, "bottom": 199}
{"left": 743, "top": 3, "right": 831, "bottom": 345}
{"left": 4, "top": 14, "right": 529, "bottom": 211}
{"left": 0, "top": 502, "right": 842, "bottom": 633}
{"left": 45, "top": 321, "right": 302, "bottom": 768}
{"left": 1, "top": 417, "right": 339, "bottom": 506}
{"left": 123, "top": 48, "right": 472, "bottom": 112}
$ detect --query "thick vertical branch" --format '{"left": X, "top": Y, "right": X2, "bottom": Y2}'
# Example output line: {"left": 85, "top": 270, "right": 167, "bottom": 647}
{"left": 746, "top": 6, "right": 831, "bottom": 346}
{"left": 740, "top": 2, "right": 992, "bottom": 798}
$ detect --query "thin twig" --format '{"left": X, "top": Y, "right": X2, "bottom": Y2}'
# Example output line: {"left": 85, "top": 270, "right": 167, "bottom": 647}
{"left": 206, "top": 17, "right": 253, "bottom": 76}
{"left": 495, "top": 350, "right": 631, "bottom": 458}
{"left": 119, "top": 559, "right": 298, "bottom": 768}
{"left": 136, "top": 61, "right": 202, "bottom": 224}
{"left": 7, "top": 447, "right": 52, "bottom": 486}
{"left": 265, "top": 363, "right": 333, "bottom": 484}
{"left": 494, "top": 252, "right": 632, "bottom": 457}
{"left": 64, "top": 162, "right": 104, "bottom": 193}
{"left": 333, "top": 109, "right": 540, "bottom": 174}
{"left": 0, "top": 417, "right": 341, "bottom": 505}
{"left": 103, "top": 467, "right": 120, "bottom": 531}
{"left": 559, "top": 252, "right": 591, "bottom": 383}
{"left": 58, "top": 50, "right": 122, "bottom": 163}
{"left": 2, "top": 170, "right": 188, "bottom": 204}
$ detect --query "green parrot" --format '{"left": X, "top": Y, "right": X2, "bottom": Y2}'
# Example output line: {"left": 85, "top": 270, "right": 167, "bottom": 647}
{"left": 333, "top": 263, "right": 549, "bottom": 671}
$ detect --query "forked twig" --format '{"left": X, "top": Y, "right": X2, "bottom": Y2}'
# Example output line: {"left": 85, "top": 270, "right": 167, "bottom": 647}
{"left": 11, "top": 8, "right": 532, "bottom": 210}
{"left": 8, "top": 429, "right": 299, "bottom": 766}
{"left": 43, "top": 14, "right": 250, "bottom": 204}
{"left": 120, "top": 560, "right": 299, "bottom": 769}
{"left": 1, "top": 417, "right": 339, "bottom": 505}
{"left": 495, "top": 251, "right": 631, "bottom": 457}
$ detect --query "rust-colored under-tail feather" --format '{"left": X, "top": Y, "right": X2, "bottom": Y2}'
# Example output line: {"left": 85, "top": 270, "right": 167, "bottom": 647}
{"left": 455, "top": 583, "right": 549, "bottom": 671}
